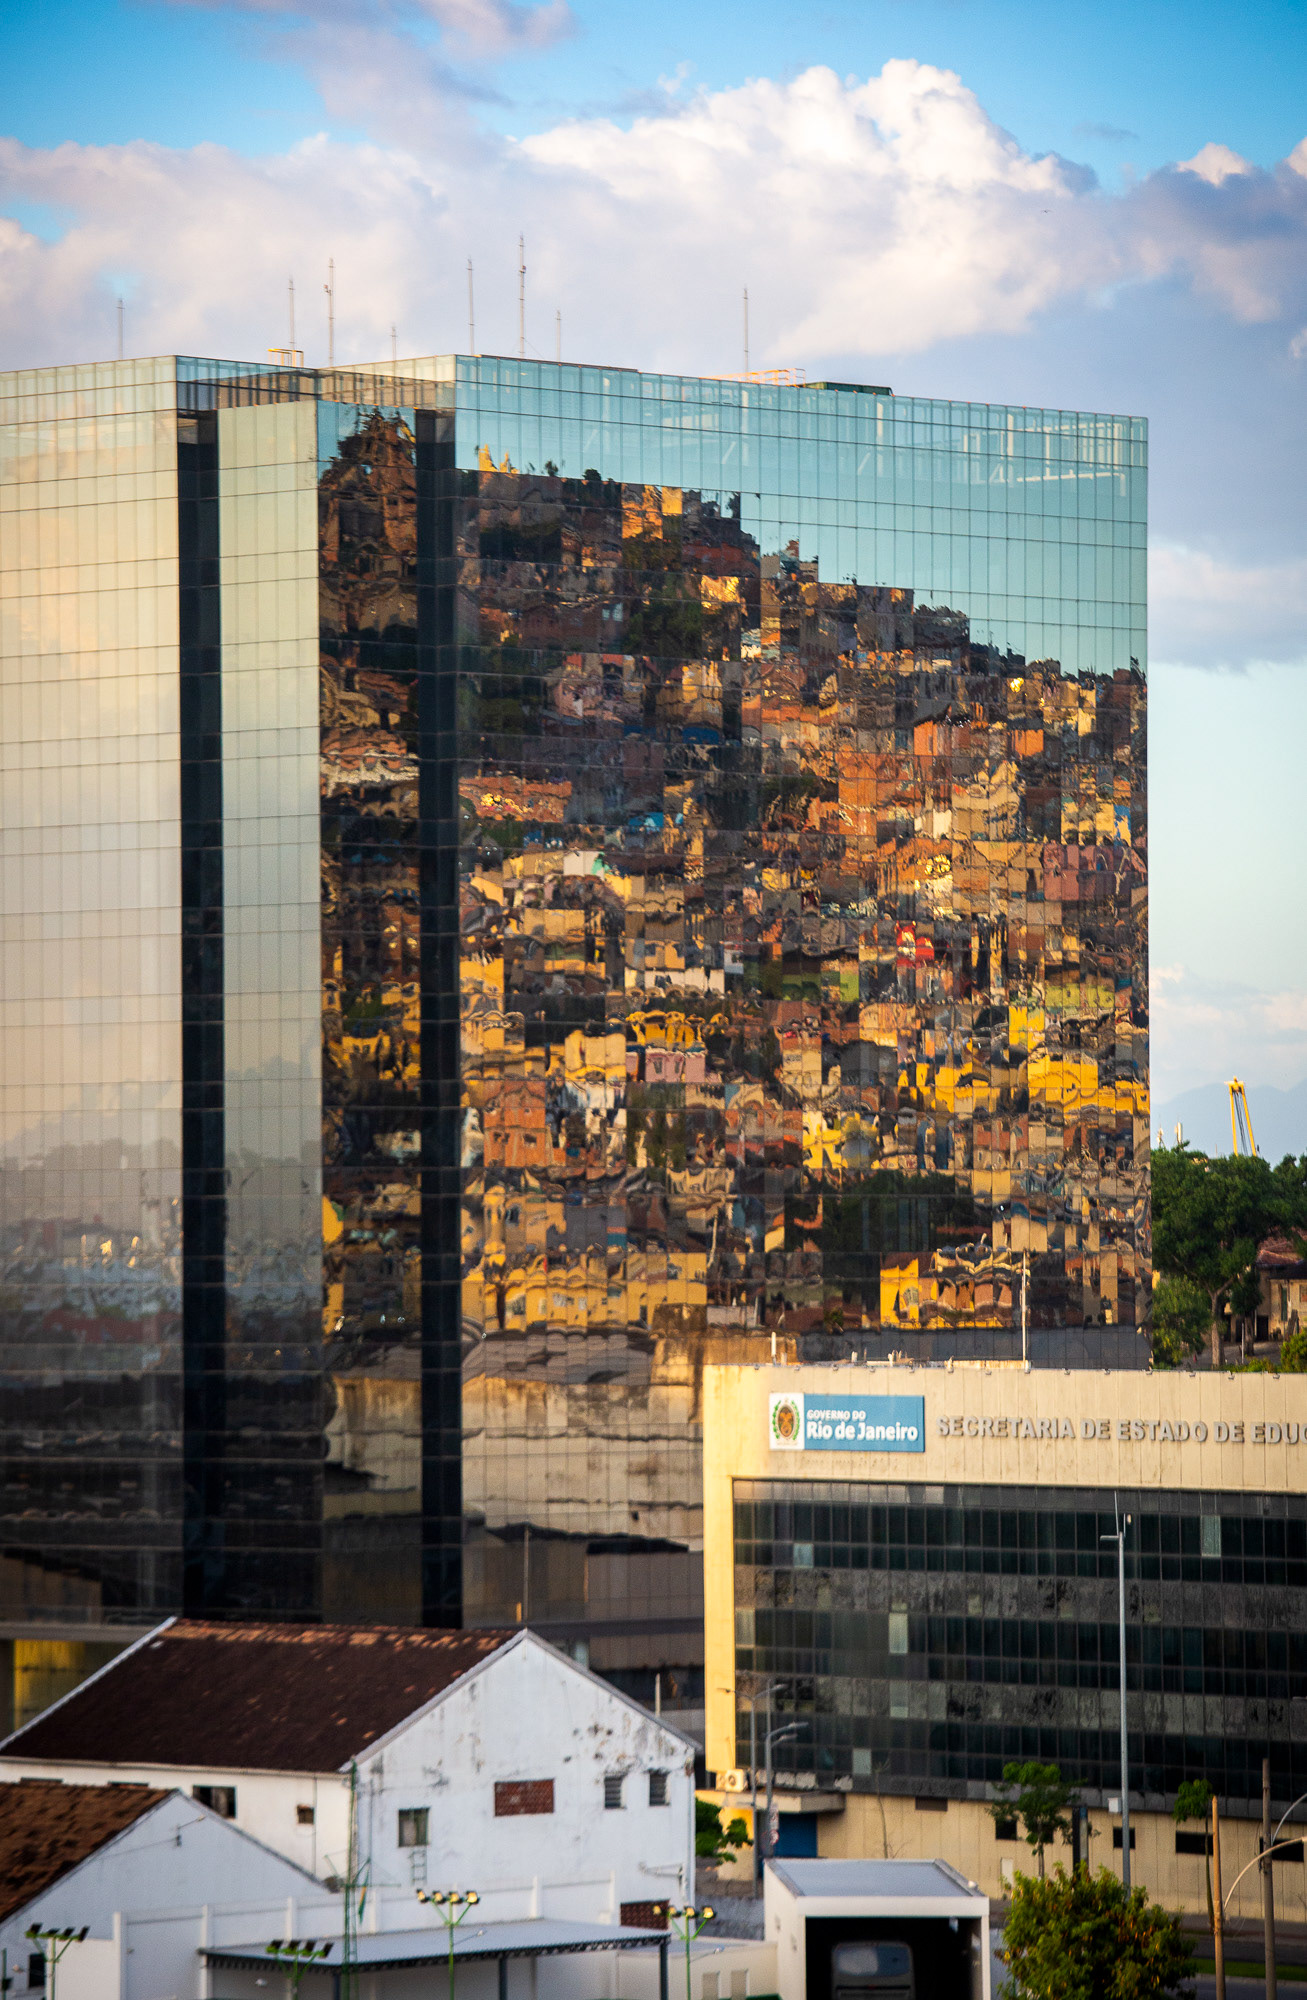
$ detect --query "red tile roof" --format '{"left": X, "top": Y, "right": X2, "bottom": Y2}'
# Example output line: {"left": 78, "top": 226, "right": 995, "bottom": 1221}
{"left": 0, "top": 1779, "right": 170, "bottom": 1922}
{"left": 1, "top": 1622, "right": 517, "bottom": 1775}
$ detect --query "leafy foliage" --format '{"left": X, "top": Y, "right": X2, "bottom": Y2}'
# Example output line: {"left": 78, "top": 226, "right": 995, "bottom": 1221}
{"left": 988, "top": 1762, "right": 1076, "bottom": 1877}
{"left": 695, "top": 1797, "right": 751, "bottom": 1862}
{"left": 1000, "top": 1866, "right": 1193, "bottom": 2000}
{"left": 1153, "top": 1147, "right": 1277, "bottom": 1367}
{"left": 1150, "top": 1275, "right": 1210, "bottom": 1369}
{"left": 1173, "top": 1779, "right": 1214, "bottom": 1928}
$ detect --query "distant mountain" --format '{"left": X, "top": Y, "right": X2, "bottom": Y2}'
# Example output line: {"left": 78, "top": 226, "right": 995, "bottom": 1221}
{"left": 1151, "top": 1077, "right": 1307, "bottom": 1162}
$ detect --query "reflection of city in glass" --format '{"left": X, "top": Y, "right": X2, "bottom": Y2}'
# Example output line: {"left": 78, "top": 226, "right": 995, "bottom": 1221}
{"left": 0, "top": 356, "right": 1147, "bottom": 1696}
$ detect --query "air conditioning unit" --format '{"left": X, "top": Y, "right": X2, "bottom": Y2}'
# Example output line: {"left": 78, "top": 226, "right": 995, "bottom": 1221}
{"left": 721, "top": 1769, "right": 752, "bottom": 1793}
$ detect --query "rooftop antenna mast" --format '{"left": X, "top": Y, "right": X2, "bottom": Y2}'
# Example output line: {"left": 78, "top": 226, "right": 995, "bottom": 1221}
{"left": 556, "top": 308, "right": 561, "bottom": 364}
{"left": 391, "top": 324, "right": 397, "bottom": 368}
{"left": 116, "top": 297, "right": 124, "bottom": 362}
{"left": 518, "top": 234, "right": 525, "bottom": 359}
{"left": 743, "top": 286, "right": 749, "bottom": 376}
{"left": 324, "top": 258, "right": 335, "bottom": 368}
{"left": 269, "top": 277, "right": 304, "bottom": 369}
{"left": 468, "top": 259, "right": 475, "bottom": 355}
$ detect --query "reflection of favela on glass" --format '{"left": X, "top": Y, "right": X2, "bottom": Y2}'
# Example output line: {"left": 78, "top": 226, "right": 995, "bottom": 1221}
{"left": 769, "top": 1392, "right": 926, "bottom": 1452}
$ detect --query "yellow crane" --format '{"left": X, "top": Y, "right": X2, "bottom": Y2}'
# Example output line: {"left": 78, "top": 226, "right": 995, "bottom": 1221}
{"left": 1228, "top": 1077, "right": 1257, "bottom": 1157}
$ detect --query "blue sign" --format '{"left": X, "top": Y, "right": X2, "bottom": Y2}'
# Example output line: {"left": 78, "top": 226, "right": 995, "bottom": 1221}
{"left": 769, "top": 1391, "right": 925, "bottom": 1453}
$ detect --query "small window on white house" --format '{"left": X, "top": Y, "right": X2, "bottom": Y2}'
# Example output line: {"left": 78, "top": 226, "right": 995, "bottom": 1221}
{"left": 194, "top": 1785, "right": 236, "bottom": 1819}
{"left": 297, "top": 1804, "right": 315, "bottom": 1826}
{"left": 398, "top": 1808, "right": 430, "bottom": 1848}
{"left": 604, "top": 1773, "right": 625, "bottom": 1810}
{"left": 648, "top": 1770, "right": 669, "bottom": 1807}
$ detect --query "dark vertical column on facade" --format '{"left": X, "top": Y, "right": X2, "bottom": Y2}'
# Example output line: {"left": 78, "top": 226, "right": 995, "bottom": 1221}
{"left": 177, "top": 411, "right": 227, "bottom": 1614}
{"left": 417, "top": 408, "right": 463, "bottom": 1627}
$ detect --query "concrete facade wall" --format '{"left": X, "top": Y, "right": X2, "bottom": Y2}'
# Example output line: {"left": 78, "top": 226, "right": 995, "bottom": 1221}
{"left": 354, "top": 1635, "right": 696, "bottom": 1918}
{"left": 813, "top": 1793, "right": 1306, "bottom": 1922}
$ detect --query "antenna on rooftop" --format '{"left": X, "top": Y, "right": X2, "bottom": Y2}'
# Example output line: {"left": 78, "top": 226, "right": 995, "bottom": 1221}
{"left": 324, "top": 258, "right": 335, "bottom": 368}
{"left": 468, "top": 258, "right": 475, "bottom": 355}
{"left": 268, "top": 275, "right": 304, "bottom": 368}
{"left": 116, "top": 297, "right": 124, "bottom": 362}
{"left": 743, "top": 287, "right": 749, "bottom": 377}
{"left": 391, "top": 324, "right": 398, "bottom": 368}
{"left": 518, "top": 234, "right": 526, "bottom": 359}
{"left": 556, "top": 307, "right": 561, "bottom": 364}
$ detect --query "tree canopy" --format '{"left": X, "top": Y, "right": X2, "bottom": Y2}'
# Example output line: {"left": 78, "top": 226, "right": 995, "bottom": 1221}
{"left": 1000, "top": 1866, "right": 1193, "bottom": 2000}
{"left": 1151, "top": 1146, "right": 1307, "bottom": 1368}
{"left": 988, "top": 1762, "right": 1076, "bottom": 1877}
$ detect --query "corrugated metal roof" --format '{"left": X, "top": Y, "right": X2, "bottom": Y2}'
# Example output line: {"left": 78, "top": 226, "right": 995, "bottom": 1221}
{"left": 204, "top": 1919, "right": 669, "bottom": 1970}
{"left": 0, "top": 1778, "right": 171, "bottom": 1921}
{"left": 0, "top": 1621, "right": 517, "bottom": 1775}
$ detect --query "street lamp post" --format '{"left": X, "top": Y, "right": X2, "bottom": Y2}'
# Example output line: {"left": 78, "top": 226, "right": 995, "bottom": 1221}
{"left": 719, "top": 1680, "right": 781, "bottom": 1892}
{"left": 416, "top": 1888, "right": 480, "bottom": 2000}
{"left": 660, "top": 1904, "right": 716, "bottom": 2000}
{"left": 1100, "top": 1514, "right": 1132, "bottom": 1889}
{"left": 265, "top": 1939, "right": 333, "bottom": 1997}
{"left": 23, "top": 1927, "right": 88, "bottom": 2000}
{"left": 763, "top": 1721, "right": 807, "bottom": 1872}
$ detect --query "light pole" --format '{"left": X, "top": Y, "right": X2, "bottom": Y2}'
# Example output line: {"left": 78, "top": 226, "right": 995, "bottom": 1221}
{"left": 720, "top": 1680, "right": 781, "bottom": 1892}
{"left": 1100, "top": 1513, "right": 1132, "bottom": 1888}
{"left": 416, "top": 1888, "right": 480, "bottom": 2000}
{"left": 265, "top": 1939, "right": 333, "bottom": 1997}
{"left": 660, "top": 1903, "right": 715, "bottom": 2000}
{"left": 764, "top": 1720, "right": 807, "bottom": 1871}
{"left": 23, "top": 1926, "right": 88, "bottom": 2000}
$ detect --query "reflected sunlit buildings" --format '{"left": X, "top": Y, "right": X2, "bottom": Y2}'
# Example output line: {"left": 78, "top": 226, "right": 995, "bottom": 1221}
{"left": 0, "top": 354, "right": 1148, "bottom": 1700}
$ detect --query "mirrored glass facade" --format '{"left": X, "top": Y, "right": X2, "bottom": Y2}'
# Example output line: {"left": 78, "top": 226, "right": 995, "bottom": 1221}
{"left": 0, "top": 355, "right": 1147, "bottom": 1695}
{"left": 733, "top": 1480, "right": 1307, "bottom": 1803}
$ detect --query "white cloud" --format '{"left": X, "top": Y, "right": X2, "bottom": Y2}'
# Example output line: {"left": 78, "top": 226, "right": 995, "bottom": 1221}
{"left": 3, "top": 58, "right": 1304, "bottom": 382}
{"left": 1150, "top": 541, "right": 1307, "bottom": 669}
{"left": 1177, "top": 141, "right": 1254, "bottom": 186}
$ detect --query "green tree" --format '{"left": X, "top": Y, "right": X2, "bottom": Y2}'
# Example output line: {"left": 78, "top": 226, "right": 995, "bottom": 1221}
{"left": 988, "top": 1762, "right": 1076, "bottom": 1878}
{"left": 695, "top": 1798, "right": 751, "bottom": 1863}
{"left": 1000, "top": 1867, "right": 1193, "bottom": 2000}
{"left": 1152, "top": 1147, "right": 1276, "bottom": 1369}
{"left": 1173, "top": 1779, "right": 1214, "bottom": 1930}
{"left": 1150, "top": 1275, "right": 1209, "bottom": 1369}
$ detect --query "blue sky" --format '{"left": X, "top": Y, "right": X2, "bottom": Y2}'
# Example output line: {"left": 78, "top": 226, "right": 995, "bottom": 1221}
{"left": 2, "top": 0, "right": 1307, "bottom": 1129}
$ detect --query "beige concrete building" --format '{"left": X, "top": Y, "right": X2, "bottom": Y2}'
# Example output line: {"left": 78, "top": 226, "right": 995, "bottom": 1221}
{"left": 704, "top": 1362, "right": 1307, "bottom": 1914}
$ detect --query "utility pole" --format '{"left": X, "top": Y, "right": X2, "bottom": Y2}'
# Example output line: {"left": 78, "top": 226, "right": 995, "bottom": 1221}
{"left": 1213, "top": 1796, "right": 1226, "bottom": 2000}
{"left": 324, "top": 259, "right": 335, "bottom": 368}
{"left": 1101, "top": 1513, "right": 1131, "bottom": 1887}
{"left": 468, "top": 259, "right": 475, "bottom": 354}
{"left": 518, "top": 235, "right": 526, "bottom": 359}
{"left": 1264, "top": 1758, "right": 1278, "bottom": 2000}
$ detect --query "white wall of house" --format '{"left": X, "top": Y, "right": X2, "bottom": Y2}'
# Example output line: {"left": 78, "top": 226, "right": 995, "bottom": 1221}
{"left": 0, "top": 1790, "right": 322, "bottom": 2000}
{"left": 1, "top": 1636, "right": 694, "bottom": 1923}
{"left": 0, "top": 1760, "right": 352, "bottom": 1878}
{"left": 354, "top": 1634, "right": 696, "bottom": 1921}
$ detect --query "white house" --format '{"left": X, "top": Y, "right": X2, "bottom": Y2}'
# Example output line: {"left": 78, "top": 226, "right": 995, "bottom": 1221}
{"left": 0, "top": 1777, "right": 325, "bottom": 2000}
{"left": 0, "top": 1620, "right": 696, "bottom": 1930}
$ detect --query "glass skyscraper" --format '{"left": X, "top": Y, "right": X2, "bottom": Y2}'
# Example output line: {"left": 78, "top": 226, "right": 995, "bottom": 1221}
{"left": 0, "top": 353, "right": 1147, "bottom": 1709}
